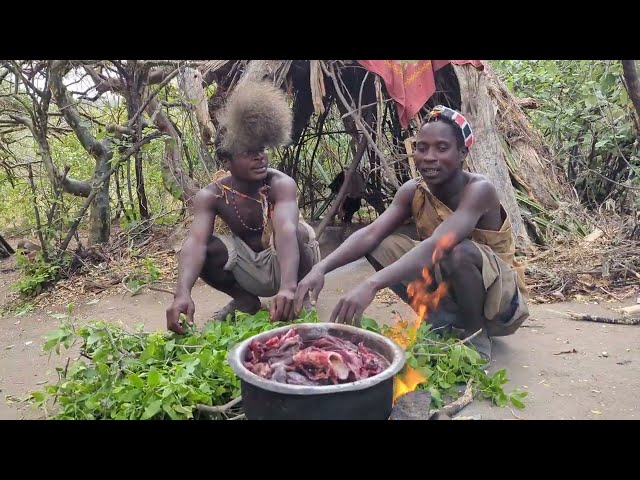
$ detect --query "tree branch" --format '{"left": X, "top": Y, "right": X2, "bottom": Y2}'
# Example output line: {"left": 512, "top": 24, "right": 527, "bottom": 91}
{"left": 8, "top": 112, "right": 91, "bottom": 197}
{"left": 316, "top": 138, "right": 368, "bottom": 240}
{"left": 57, "top": 132, "right": 164, "bottom": 256}
{"left": 145, "top": 95, "right": 200, "bottom": 206}
{"left": 27, "top": 163, "right": 49, "bottom": 260}
{"left": 143, "top": 60, "right": 204, "bottom": 69}
{"left": 83, "top": 64, "right": 126, "bottom": 94}
{"left": 178, "top": 67, "right": 216, "bottom": 144}
{"left": 148, "top": 67, "right": 172, "bottom": 84}
{"left": 128, "top": 68, "right": 179, "bottom": 128}
{"left": 322, "top": 61, "right": 400, "bottom": 188}
{"left": 196, "top": 396, "right": 242, "bottom": 414}
{"left": 0, "top": 66, "right": 10, "bottom": 83}
{"left": 50, "top": 61, "right": 108, "bottom": 159}
{"left": 429, "top": 379, "right": 474, "bottom": 419}
{"left": 6, "top": 61, "right": 44, "bottom": 99}
{"left": 622, "top": 60, "right": 640, "bottom": 133}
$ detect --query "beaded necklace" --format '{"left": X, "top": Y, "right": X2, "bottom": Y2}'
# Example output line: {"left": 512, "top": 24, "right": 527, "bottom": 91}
{"left": 214, "top": 179, "right": 271, "bottom": 232}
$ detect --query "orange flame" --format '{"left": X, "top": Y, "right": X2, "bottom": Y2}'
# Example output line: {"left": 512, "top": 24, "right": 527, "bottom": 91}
{"left": 431, "top": 232, "right": 456, "bottom": 265}
{"left": 393, "top": 367, "right": 427, "bottom": 401}
{"left": 389, "top": 233, "right": 455, "bottom": 403}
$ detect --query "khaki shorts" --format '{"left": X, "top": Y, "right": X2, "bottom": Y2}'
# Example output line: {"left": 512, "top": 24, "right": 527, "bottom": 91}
{"left": 367, "top": 233, "right": 529, "bottom": 337}
{"left": 213, "top": 221, "right": 321, "bottom": 298}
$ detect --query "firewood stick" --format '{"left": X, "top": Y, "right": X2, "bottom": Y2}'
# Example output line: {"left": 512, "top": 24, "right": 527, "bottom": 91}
{"left": 566, "top": 311, "right": 639, "bottom": 326}
{"left": 442, "top": 328, "right": 483, "bottom": 351}
{"left": 196, "top": 396, "right": 242, "bottom": 414}
{"left": 429, "top": 379, "right": 474, "bottom": 418}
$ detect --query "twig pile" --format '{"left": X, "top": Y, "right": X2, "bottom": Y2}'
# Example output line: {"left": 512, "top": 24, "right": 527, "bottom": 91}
{"left": 526, "top": 231, "right": 640, "bottom": 304}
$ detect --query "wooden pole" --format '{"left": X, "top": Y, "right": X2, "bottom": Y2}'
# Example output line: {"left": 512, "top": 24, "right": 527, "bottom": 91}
{"left": 315, "top": 138, "right": 368, "bottom": 241}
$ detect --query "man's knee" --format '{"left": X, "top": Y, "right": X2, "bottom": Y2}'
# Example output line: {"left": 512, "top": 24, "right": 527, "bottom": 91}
{"left": 441, "top": 240, "right": 481, "bottom": 273}
{"left": 365, "top": 234, "right": 403, "bottom": 271}
{"left": 296, "top": 223, "right": 310, "bottom": 247}
{"left": 204, "top": 235, "right": 230, "bottom": 272}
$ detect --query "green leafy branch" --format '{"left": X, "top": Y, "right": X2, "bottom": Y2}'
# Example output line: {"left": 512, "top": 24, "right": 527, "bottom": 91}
{"left": 30, "top": 309, "right": 319, "bottom": 420}
{"left": 361, "top": 318, "right": 527, "bottom": 410}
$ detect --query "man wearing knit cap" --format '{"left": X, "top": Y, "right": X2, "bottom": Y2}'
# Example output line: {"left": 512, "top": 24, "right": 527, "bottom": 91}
{"left": 295, "top": 105, "right": 529, "bottom": 362}
{"left": 166, "top": 80, "right": 320, "bottom": 334}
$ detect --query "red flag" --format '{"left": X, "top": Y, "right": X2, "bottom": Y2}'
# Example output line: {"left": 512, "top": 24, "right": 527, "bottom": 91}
{"left": 357, "top": 60, "right": 483, "bottom": 129}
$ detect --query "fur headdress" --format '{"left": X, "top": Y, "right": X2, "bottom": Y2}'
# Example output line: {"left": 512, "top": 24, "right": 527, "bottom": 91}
{"left": 214, "top": 80, "right": 293, "bottom": 159}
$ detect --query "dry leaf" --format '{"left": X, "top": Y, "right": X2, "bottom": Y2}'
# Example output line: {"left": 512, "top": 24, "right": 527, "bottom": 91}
{"left": 583, "top": 228, "right": 604, "bottom": 243}
{"left": 591, "top": 410, "right": 602, "bottom": 415}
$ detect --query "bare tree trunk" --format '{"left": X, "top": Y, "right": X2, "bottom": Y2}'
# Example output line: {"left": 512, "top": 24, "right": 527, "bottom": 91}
{"left": 88, "top": 155, "right": 111, "bottom": 243}
{"left": 135, "top": 150, "right": 149, "bottom": 219}
{"left": 179, "top": 67, "right": 216, "bottom": 146}
{"left": 85, "top": 62, "right": 203, "bottom": 210}
{"left": 50, "top": 61, "right": 113, "bottom": 245}
{"left": 622, "top": 60, "right": 640, "bottom": 133}
{"left": 129, "top": 63, "right": 150, "bottom": 220}
{"left": 58, "top": 133, "right": 162, "bottom": 256}
{"left": 481, "top": 64, "right": 575, "bottom": 209}
{"left": 452, "top": 64, "right": 530, "bottom": 249}
{"left": 145, "top": 96, "right": 200, "bottom": 208}
{"left": 114, "top": 166, "right": 128, "bottom": 221}
{"left": 126, "top": 158, "right": 136, "bottom": 219}
{"left": 27, "top": 164, "right": 49, "bottom": 260}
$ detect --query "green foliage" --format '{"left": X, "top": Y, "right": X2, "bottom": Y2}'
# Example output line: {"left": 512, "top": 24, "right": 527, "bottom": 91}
{"left": 126, "top": 257, "right": 162, "bottom": 295}
{"left": 13, "top": 249, "right": 64, "bottom": 297}
{"left": 0, "top": 301, "right": 35, "bottom": 319}
{"left": 361, "top": 318, "right": 527, "bottom": 409}
{"left": 31, "top": 308, "right": 319, "bottom": 420}
{"left": 492, "top": 60, "right": 639, "bottom": 208}
{"left": 33, "top": 309, "right": 525, "bottom": 419}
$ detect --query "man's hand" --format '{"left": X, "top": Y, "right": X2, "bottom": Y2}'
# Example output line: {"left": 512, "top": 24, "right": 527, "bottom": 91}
{"left": 270, "top": 287, "right": 296, "bottom": 322}
{"left": 166, "top": 295, "right": 195, "bottom": 334}
{"left": 329, "top": 281, "right": 377, "bottom": 326}
{"left": 294, "top": 265, "right": 326, "bottom": 314}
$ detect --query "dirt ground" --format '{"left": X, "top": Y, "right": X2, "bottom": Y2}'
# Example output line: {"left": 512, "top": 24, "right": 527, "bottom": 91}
{"left": 1, "top": 255, "right": 638, "bottom": 420}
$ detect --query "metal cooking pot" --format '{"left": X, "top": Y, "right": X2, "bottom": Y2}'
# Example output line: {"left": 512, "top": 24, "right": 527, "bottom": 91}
{"left": 227, "top": 322, "right": 405, "bottom": 420}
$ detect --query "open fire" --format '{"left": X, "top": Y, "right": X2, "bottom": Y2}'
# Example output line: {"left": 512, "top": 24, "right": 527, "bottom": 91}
{"left": 388, "top": 233, "right": 455, "bottom": 403}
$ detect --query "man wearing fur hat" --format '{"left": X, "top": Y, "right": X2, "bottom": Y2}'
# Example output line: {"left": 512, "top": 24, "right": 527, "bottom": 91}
{"left": 166, "top": 81, "right": 320, "bottom": 334}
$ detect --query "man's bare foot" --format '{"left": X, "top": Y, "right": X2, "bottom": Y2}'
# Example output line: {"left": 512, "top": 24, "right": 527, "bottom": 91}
{"left": 212, "top": 297, "right": 262, "bottom": 322}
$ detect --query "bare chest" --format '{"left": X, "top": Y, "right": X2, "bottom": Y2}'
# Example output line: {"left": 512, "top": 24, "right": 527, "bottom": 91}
{"left": 215, "top": 195, "right": 268, "bottom": 251}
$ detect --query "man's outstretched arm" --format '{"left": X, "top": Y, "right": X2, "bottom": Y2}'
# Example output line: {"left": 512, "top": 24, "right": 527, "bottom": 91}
{"left": 270, "top": 175, "right": 302, "bottom": 321}
{"left": 166, "top": 188, "right": 217, "bottom": 334}
{"left": 294, "top": 180, "right": 416, "bottom": 312}
{"left": 330, "top": 180, "right": 501, "bottom": 325}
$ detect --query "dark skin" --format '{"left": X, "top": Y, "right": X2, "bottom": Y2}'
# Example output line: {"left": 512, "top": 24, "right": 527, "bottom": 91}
{"left": 294, "top": 120, "right": 504, "bottom": 333}
{"left": 166, "top": 147, "right": 312, "bottom": 334}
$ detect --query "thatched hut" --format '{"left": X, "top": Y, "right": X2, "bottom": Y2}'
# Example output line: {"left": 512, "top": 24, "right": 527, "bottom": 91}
{"left": 195, "top": 60, "right": 581, "bottom": 250}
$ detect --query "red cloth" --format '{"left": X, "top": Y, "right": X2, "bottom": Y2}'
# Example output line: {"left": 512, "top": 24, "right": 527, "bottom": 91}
{"left": 356, "top": 60, "right": 484, "bottom": 128}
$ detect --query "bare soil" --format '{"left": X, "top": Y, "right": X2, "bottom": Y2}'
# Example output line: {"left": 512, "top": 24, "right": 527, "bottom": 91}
{"left": 1, "top": 254, "right": 638, "bottom": 420}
